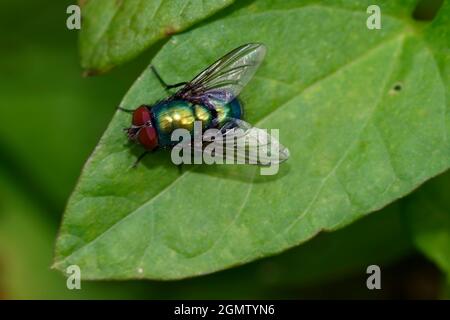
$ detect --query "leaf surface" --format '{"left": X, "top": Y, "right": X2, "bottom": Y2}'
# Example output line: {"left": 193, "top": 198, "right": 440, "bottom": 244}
{"left": 405, "top": 171, "right": 450, "bottom": 277}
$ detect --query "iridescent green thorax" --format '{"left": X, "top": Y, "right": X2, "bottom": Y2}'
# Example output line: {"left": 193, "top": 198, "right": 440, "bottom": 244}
{"left": 150, "top": 98, "right": 242, "bottom": 147}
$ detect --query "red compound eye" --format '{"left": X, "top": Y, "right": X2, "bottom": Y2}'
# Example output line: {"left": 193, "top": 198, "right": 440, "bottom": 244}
{"left": 138, "top": 126, "right": 158, "bottom": 150}
{"left": 132, "top": 105, "right": 151, "bottom": 126}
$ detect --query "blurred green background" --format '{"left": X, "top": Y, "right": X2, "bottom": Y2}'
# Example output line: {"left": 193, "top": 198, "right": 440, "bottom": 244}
{"left": 0, "top": 0, "right": 448, "bottom": 299}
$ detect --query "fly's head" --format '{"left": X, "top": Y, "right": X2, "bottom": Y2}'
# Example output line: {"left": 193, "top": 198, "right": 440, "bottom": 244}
{"left": 124, "top": 105, "right": 158, "bottom": 150}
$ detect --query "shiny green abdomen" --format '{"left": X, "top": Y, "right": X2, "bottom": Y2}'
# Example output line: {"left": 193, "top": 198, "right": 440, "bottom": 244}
{"left": 151, "top": 98, "right": 242, "bottom": 147}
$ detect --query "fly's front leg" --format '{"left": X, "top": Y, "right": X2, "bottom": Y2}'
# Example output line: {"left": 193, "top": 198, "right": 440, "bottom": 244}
{"left": 132, "top": 147, "right": 159, "bottom": 168}
{"left": 132, "top": 151, "right": 148, "bottom": 168}
{"left": 219, "top": 118, "right": 239, "bottom": 134}
{"left": 117, "top": 105, "right": 135, "bottom": 113}
{"left": 150, "top": 65, "right": 187, "bottom": 92}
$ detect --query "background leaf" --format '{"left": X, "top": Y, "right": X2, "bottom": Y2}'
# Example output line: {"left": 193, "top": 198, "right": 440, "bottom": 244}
{"left": 80, "top": 0, "right": 235, "bottom": 74}
{"left": 405, "top": 171, "right": 450, "bottom": 278}
{"left": 404, "top": 0, "right": 450, "bottom": 287}
{"left": 54, "top": 0, "right": 450, "bottom": 280}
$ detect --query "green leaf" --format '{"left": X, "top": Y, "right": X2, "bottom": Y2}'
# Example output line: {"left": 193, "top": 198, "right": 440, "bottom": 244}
{"left": 404, "top": 0, "right": 450, "bottom": 279}
{"left": 54, "top": 0, "right": 450, "bottom": 279}
{"left": 80, "top": 0, "right": 235, "bottom": 74}
{"left": 405, "top": 171, "right": 450, "bottom": 277}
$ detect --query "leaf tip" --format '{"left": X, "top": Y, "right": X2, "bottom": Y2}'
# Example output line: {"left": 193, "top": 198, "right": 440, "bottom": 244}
{"left": 50, "top": 261, "right": 59, "bottom": 271}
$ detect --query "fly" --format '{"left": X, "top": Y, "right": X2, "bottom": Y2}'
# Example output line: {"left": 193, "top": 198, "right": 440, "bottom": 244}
{"left": 120, "top": 43, "right": 289, "bottom": 167}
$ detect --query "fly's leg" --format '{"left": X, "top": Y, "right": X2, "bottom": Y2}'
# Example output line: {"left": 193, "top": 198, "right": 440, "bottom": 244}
{"left": 132, "top": 147, "right": 156, "bottom": 168}
{"left": 132, "top": 151, "right": 149, "bottom": 168}
{"left": 219, "top": 118, "right": 239, "bottom": 134}
{"left": 150, "top": 65, "right": 187, "bottom": 92}
{"left": 118, "top": 106, "right": 135, "bottom": 113}
{"left": 132, "top": 146, "right": 160, "bottom": 168}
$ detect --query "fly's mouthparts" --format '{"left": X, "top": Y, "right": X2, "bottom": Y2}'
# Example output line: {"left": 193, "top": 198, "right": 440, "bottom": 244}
{"left": 124, "top": 127, "right": 140, "bottom": 140}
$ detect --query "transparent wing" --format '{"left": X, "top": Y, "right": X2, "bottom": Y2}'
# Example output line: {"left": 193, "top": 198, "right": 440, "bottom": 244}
{"left": 176, "top": 119, "right": 289, "bottom": 166}
{"left": 212, "top": 119, "right": 290, "bottom": 165}
{"left": 177, "top": 43, "right": 266, "bottom": 103}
